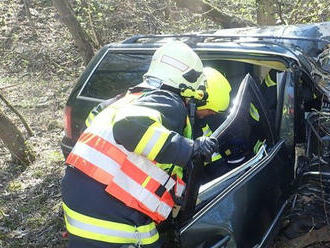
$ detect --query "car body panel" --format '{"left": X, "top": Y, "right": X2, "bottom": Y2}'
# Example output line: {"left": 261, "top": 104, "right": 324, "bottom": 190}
{"left": 213, "top": 22, "right": 330, "bottom": 57}
{"left": 179, "top": 141, "right": 291, "bottom": 248}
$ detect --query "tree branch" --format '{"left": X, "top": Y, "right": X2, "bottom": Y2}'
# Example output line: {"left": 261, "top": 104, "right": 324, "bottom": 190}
{"left": 0, "top": 82, "right": 25, "bottom": 91}
{"left": 172, "top": 0, "right": 256, "bottom": 28}
{"left": 0, "top": 90, "right": 33, "bottom": 137}
{"left": 53, "top": 0, "right": 94, "bottom": 65}
{"left": 275, "top": 0, "right": 287, "bottom": 25}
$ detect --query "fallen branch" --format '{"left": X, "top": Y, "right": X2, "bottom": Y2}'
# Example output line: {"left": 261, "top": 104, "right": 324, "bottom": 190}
{"left": 0, "top": 82, "right": 26, "bottom": 91}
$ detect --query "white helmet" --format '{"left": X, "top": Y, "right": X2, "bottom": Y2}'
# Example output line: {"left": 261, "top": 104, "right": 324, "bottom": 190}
{"left": 144, "top": 41, "right": 206, "bottom": 92}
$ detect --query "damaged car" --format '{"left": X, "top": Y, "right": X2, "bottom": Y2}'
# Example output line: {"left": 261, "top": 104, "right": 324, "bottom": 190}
{"left": 61, "top": 22, "right": 330, "bottom": 248}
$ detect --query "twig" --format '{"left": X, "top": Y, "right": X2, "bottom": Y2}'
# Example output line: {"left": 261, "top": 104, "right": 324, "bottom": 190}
{"left": 23, "top": 0, "right": 37, "bottom": 35}
{"left": 275, "top": 0, "right": 287, "bottom": 25}
{"left": 288, "top": 0, "right": 302, "bottom": 23}
{"left": 0, "top": 91, "right": 33, "bottom": 137}
{"left": 0, "top": 82, "right": 26, "bottom": 91}
{"left": 87, "top": 5, "right": 101, "bottom": 48}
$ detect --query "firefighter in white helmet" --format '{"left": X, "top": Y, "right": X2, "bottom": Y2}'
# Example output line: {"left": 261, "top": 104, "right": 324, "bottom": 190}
{"left": 62, "top": 41, "right": 221, "bottom": 247}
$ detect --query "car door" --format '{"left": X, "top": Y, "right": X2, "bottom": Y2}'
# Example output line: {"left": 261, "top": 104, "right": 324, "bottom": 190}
{"left": 177, "top": 74, "right": 294, "bottom": 248}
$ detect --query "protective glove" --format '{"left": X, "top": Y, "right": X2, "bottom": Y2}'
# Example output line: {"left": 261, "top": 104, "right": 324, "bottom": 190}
{"left": 192, "top": 136, "right": 219, "bottom": 162}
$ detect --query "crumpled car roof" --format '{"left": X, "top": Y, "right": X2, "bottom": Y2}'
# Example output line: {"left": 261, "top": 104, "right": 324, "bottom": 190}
{"left": 214, "top": 22, "right": 330, "bottom": 58}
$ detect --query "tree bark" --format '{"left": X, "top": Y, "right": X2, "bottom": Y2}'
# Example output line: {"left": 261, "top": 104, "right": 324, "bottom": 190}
{"left": 173, "top": 0, "right": 255, "bottom": 28}
{"left": 0, "top": 108, "right": 35, "bottom": 165}
{"left": 256, "top": 0, "right": 276, "bottom": 25}
{"left": 53, "top": 0, "right": 94, "bottom": 65}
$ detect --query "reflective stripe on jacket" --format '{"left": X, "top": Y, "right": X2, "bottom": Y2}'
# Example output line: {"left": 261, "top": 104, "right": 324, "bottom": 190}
{"left": 63, "top": 202, "right": 159, "bottom": 245}
{"left": 202, "top": 123, "right": 213, "bottom": 137}
{"left": 67, "top": 92, "right": 191, "bottom": 223}
{"left": 264, "top": 72, "right": 277, "bottom": 87}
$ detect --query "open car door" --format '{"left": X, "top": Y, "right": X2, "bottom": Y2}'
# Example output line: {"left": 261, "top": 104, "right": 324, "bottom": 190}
{"left": 174, "top": 74, "right": 293, "bottom": 248}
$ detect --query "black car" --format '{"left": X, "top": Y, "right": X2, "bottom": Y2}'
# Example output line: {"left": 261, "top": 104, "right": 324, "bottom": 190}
{"left": 61, "top": 22, "right": 330, "bottom": 248}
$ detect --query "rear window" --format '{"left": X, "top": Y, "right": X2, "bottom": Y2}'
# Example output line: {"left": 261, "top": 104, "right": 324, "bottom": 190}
{"left": 79, "top": 52, "right": 152, "bottom": 100}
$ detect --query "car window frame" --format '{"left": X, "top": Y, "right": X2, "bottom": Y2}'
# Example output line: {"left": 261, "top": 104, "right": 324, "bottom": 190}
{"left": 275, "top": 71, "right": 296, "bottom": 149}
{"left": 75, "top": 45, "right": 298, "bottom": 102}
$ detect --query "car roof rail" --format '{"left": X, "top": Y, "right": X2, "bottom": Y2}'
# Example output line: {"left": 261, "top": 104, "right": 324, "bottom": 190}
{"left": 120, "top": 33, "right": 329, "bottom": 45}
{"left": 121, "top": 34, "right": 205, "bottom": 45}
{"left": 121, "top": 35, "right": 146, "bottom": 44}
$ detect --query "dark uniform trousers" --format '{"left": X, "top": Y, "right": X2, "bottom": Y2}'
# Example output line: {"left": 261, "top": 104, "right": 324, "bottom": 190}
{"left": 62, "top": 166, "right": 162, "bottom": 248}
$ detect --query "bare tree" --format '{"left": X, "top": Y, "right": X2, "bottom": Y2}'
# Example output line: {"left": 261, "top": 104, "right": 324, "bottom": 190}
{"left": 53, "top": 0, "right": 94, "bottom": 65}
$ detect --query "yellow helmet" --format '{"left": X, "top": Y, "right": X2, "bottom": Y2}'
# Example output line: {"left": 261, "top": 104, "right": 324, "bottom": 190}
{"left": 197, "top": 67, "right": 232, "bottom": 112}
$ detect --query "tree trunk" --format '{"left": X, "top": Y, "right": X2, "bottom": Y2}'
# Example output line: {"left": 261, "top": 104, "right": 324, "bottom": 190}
{"left": 173, "top": 0, "right": 255, "bottom": 28}
{"left": 0, "top": 108, "right": 35, "bottom": 165}
{"left": 53, "top": 0, "right": 94, "bottom": 65}
{"left": 256, "top": 0, "right": 276, "bottom": 25}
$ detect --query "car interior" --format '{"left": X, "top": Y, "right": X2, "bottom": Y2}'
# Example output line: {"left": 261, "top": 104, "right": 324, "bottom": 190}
{"left": 188, "top": 57, "right": 291, "bottom": 213}
{"left": 198, "top": 59, "right": 278, "bottom": 177}
{"left": 199, "top": 73, "right": 274, "bottom": 178}
{"left": 185, "top": 71, "right": 277, "bottom": 211}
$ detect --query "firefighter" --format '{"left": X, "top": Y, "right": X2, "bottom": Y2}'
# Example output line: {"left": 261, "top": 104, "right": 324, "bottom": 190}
{"left": 85, "top": 66, "right": 233, "bottom": 172}
{"left": 61, "top": 41, "right": 222, "bottom": 248}
{"left": 193, "top": 67, "right": 231, "bottom": 159}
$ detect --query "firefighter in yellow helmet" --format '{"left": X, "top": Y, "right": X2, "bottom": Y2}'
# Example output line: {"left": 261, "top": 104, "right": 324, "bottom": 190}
{"left": 192, "top": 67, "right": 232, "bottom": 165}
{"left": 61, "top": 41, "right": 220, "bottom": 248}
{"left": 197, "top": 67, "right": 231, "bottom": 117}
{"left": 195, "top": 67, "right": 239, "bottom": 184}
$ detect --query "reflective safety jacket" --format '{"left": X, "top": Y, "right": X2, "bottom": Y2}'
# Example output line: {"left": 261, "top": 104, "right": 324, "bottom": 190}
{"left": 66, "top": 89, "right": 193, "bottom": 223}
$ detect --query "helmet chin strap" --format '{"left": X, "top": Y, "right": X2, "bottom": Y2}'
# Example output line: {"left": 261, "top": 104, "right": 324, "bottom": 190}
{"left": 187, "top": 98, "right": 197, "bottom": 135}
{"left": 182, "top": 87, "right": 208, "bottom": 136}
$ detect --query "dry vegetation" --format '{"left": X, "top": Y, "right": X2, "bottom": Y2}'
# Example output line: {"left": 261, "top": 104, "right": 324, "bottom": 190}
{"left": 0, "top": 79, "right": 70, "bottom": 248}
